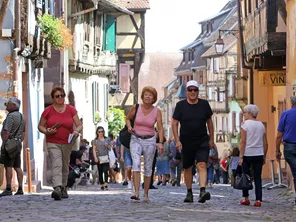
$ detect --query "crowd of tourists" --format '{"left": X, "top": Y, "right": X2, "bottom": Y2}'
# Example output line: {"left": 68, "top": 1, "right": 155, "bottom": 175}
{"left": 0, "top": 81, "right": 295, "bottom": 210}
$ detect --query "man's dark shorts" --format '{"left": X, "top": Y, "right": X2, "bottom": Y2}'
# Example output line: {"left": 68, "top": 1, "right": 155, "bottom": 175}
{"left": 181, "top": 138, "right": 209, "bottom": 169}
{"left": 0, "top": 150, "right": 21, "bottom": 168}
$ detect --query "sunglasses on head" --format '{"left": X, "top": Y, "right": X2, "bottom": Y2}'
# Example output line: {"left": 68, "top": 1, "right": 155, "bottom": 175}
{"left": 187, "top": 88, "right": 198, "bottom": 92}
{"left": 55, "top": 94, "right": 65, "bottom": 98}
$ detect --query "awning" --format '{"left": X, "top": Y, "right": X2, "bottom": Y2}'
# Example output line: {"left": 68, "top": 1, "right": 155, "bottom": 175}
{"left": 175, "top": 84, "right": 186, "bottom": 99}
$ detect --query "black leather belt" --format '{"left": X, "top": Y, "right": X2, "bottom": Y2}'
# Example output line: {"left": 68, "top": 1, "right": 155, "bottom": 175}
{"left": 135, "top": 135, "right": 154, "bottom": 139}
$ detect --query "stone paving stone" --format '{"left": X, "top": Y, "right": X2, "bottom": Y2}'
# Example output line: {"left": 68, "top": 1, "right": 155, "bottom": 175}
{"left": 0, "top": 183, "right": 295, "bottom": 221}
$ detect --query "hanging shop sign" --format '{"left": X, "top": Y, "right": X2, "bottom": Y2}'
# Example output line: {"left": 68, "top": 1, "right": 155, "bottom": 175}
{"left": 259, "top": 70, "right": 286, "bottom": 86}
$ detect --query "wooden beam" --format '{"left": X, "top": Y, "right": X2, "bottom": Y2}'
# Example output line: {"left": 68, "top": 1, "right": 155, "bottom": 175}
{"left": 117, "top": 49, "right": 144, "bottom": 54}
{"left": 69, "top": 7, "right": 97, "bottom": 18}
{"left": 129, "top": 15, "right": 139, "bottom": 30}
{"left": 0, "top": 0, "right": 11, "bottom": 30}
{"left": 117, "top": 32, "right": 137, "bottom": 36}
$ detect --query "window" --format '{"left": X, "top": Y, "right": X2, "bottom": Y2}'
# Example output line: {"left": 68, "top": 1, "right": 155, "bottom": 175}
{"left": 232, "top": 111, "right": 236, "bottom": 132}
{"left": 199, "top": 71, "right": 203, "bottom": 84}
{"left": 208, "top": 87, "right": 213, "bottom": 100}
{"left": 214, "top": 116, "right": 218, "bottom": 131}
{"left": 84, "top": 13, "right": 90, "bottom": 41}
{"left": 255, "top": 0, "right": 259, "bottom": 8}
{"left": 92, "top": 82, "right": 99, "bottom": 123}
{"left": 104, "top": 83, "right": 109, "bottom": 120}
{"left": 212, "top": 58, "right": 219, "bottom": 73}
{"left": 248, "top": 0, "right": 252, "bottom": 14}
{"left": 239, "top": 111, "right": 243, "bottom": 128}
{"left": 219, "top": 90, "right": 225, "bottom": 102}
{"left": 207, "top": 23, "right": 212, "bottom": 33}
{"left": 222, "top": 117, "right": 228, "bottom": 132}
{"left": 202, "top": 24, "right": 207, "bottom": 34}
{"left": 244, "top": 0, "right": 247, "bottom": 17}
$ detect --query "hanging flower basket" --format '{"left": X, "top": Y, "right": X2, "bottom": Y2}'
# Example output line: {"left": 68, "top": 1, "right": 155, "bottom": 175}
{"left": 37, "top": 14, "right": 73, "bottom": 51}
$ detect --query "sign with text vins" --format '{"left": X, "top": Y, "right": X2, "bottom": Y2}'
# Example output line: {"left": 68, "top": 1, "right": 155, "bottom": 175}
{"left": 259, "top": 71, "right": 286, "bottom": 86}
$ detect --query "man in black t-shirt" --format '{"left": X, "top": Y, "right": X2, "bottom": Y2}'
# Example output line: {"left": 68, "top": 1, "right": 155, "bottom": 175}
{"left": 172, "top": 80, "right": 215, "bottom": 203}
{"left": 70, "top": 146, "right": 87, "bottom": 169}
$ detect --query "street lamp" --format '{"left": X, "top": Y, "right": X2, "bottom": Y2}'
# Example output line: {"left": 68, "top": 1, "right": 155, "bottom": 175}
{"left": 114, "top": 89, "right": 124, "bottom": 104}
{"left": 215, "top": 29, "right": 239, "bottom": 54}
{"left": 215, "top": 37, "right": 224, "bottom": 54}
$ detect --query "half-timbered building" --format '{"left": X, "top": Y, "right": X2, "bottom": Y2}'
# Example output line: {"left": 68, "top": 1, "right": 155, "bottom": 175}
{"left": 66, "top": 0, "right": 132, "bottom": 143}
{"left": 115, "top": 0, "right": 150, "bottom": 111}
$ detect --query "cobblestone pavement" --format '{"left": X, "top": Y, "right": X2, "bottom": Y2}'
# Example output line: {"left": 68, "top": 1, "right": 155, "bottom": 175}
{"left": 0, "top": 182, "right": 295, "bottom": 222}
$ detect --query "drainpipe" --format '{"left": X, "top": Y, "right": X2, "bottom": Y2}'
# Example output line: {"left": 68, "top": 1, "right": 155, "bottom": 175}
{"left": 237, "top": 0, "right": 254, "bottom": 104}
{"left": 13, "top": 0, "right": 21, "bottom": 97}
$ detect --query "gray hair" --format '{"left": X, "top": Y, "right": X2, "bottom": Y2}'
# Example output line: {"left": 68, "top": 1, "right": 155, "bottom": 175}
{"left": 291, "top": 96, "right": 296, "bottom": 106}
{"left": 6, "top": 97, "right": 21, "bottom": 109}
{"left": 243, "top": 104, "right": 259, "bottom": 118}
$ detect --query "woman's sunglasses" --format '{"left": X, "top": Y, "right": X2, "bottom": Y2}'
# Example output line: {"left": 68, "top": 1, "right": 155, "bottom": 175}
{"left": 55, "top": 94, "right": 65, "bottom": 98}
{"left": 98, "top": 131, "right": 104, "bottom": 133}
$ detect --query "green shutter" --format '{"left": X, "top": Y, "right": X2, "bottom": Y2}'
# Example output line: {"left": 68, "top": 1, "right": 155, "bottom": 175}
{"left": 103, "top": 15, "right": 116, "bottom": 52}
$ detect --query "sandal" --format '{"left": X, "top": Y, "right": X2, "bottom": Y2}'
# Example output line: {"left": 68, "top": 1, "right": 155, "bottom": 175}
{"left": 130, "top": 194, "right": 140, "bottom": 200}
{"left": 143, "top": 194, "right": 149, "bottom": 203}
{"left": 254, "top": 201, "right": 261, "bottom": 207}
{"left": 240, "top": 199, "right": 250, "bottom": 205}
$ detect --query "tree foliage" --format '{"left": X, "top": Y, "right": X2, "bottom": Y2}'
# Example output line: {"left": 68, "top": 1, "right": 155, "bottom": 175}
{"left": 107, "top": 107, "right": 125, "bottom": 136}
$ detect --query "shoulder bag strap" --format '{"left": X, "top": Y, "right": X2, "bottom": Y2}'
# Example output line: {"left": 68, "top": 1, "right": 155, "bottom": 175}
{"left": 133, "top": 104, "right": 139, "bottom": 120}
{"left": 130, "top": 104, "right": 139, "bottom": 128}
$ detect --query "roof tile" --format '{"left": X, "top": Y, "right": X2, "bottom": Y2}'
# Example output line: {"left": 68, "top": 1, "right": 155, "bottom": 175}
{"left": 116, "top": 0, "right": 150, "bottom": 10}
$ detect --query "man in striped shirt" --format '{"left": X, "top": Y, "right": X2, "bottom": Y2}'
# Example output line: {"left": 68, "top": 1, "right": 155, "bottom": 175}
{"left": 0, "top": 97, "right": 26, "bottom": 196}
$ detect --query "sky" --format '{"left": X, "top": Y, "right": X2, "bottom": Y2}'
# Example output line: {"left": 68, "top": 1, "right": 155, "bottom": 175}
{"left": 145, "top": 0, "right": 230, "bottom": 53}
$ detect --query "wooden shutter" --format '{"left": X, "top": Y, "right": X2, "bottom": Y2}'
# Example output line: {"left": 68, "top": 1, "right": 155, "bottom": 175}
{"left": 119, "top": 63, "right": 130, "bottom": 93}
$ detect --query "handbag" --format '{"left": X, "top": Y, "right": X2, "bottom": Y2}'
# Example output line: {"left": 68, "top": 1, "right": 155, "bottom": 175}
{"left": 233, "top": 166, "right": 253, "bottom": 190}
{"left": 108, "top": 149, "right": 116, "bottom": 168}
{"left": 119, "top": 104, "right": 139, "bottom": 148}
{"left": 98, "top": 155, "right": 109, "bottom": 164}
{"left": 5, "top": 114, "right": 23, "bottom": 158}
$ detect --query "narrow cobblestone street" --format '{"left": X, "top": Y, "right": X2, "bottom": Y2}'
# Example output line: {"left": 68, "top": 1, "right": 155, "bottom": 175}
{"left": 0, "top": 182, "right": 295, "bottom": 222}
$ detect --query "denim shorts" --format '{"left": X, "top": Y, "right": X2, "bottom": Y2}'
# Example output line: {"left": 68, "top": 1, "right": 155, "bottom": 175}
{"left": 124, "top": 147, "right": 133, "bottom": 168}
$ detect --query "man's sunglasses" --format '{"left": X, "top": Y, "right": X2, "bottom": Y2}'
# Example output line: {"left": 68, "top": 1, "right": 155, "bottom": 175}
{"left": 54, "top": 94, "right": 65, "bottom": 98}
{"left": 187, "top": 88, "right": 199, "bottom": 92}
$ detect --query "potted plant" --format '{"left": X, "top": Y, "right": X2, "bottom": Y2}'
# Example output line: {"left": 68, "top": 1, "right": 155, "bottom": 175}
{"left": 37, "top": 14, "right": 73, "bottom": 50}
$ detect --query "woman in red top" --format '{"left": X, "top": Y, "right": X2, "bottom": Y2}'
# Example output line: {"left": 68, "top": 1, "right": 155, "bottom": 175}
{"left": 38, "top": 86, "right": 82, "bottom": 200}
{"left": 220, "top": 150, "right": 229, "bottom": 184}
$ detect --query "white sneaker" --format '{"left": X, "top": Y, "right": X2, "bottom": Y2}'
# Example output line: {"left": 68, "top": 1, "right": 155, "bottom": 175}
{"left": 86, "top": 180, "right": 91, "bottom": 186}
{"left": 128, "top": 181, "right": 133, "bottom": 189}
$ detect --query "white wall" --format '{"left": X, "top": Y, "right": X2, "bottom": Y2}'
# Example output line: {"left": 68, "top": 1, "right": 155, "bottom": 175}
{"left": 69, "top": 74, "right": 109, "bottom": 143}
